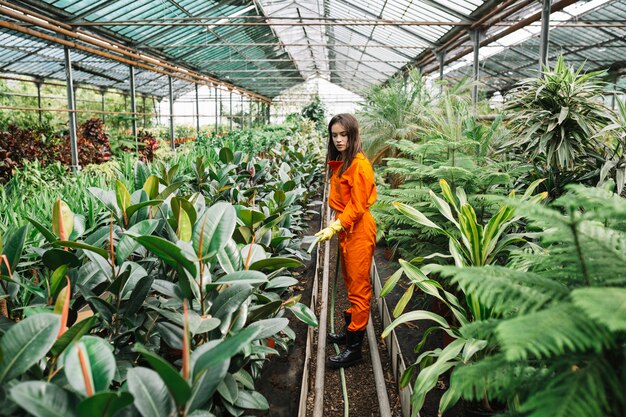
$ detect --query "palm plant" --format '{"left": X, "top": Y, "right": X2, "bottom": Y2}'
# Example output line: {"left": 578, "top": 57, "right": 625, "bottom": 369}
{"left": 503, "top": 55, "right": 613, "bottom": 196}
{"left": 358, "top": 68, "right": 430, "bottom": 164}
{"left": 440, "top": 184, "right": 626, "bottom": 417}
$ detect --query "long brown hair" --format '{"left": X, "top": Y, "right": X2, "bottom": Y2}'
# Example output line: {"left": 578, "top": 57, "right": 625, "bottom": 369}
{"left": 327, "top": 113, "right": 363, "bottom": 177}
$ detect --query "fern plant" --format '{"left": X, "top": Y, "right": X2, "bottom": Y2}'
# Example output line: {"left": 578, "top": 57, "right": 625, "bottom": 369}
{"left": 439, "top": 184, "right": 626, "bottom": 417}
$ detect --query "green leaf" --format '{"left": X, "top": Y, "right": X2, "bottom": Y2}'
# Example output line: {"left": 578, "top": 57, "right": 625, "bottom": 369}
{"left": 411, "top": 339, "right": 465, "bottom": 411}
{"left": 126, "top": 200, "right": 164, "bottom": 220}
{"left": 77, "top": 391, "right": 133, "bottom": 417}
{"left": 247, "top": 300, "right": 283, "bottom": 321}
{"left": 393, "top": 202, "right": 441, "bottom": 230}
{"left": 127, "top": 367, "right": 175, "bottom": 417}
{"left": 51, "top": 316, "right": 97, "bottom": 357}
{"left": 10, "top": 381, "right": 77, "bottom": 417}
{"left": 240, "top": 244, "right": 267, "bottom": 266}
{"left": 185, "top": 361, "right": 229, "bottom": 414}
{"left": 143, "top": 175, "right": 160, "bottom": 200}
{"left": 116, "top": 219, "right": 160, "bottom": 265}
{"left": 27, "top": 216, "right": 57, "bottom": 243}
{"left": 62, "top": 336, "right": 116, "bottom": 395}
{"left": 42, "top": 248, "right": 80, "bottom": 270}
{"left": 132, "top": 235, "right": 197, "bottom": 276}
{"left": 171, "top": 197, "right": 198, "bottom": 227}
{"left": 193, "top": 202, "right": 237, "bottom": 260}
{"left": 571, "top": 287, "right": 626, "bottom": 332}
{"left": 134, "top": 344, "right": 191, "bottom": 406}
{"left": 56, "top": 241, "right": 109, "bottom": 259}
{"left": 50, "top": 264, "right": 69, "bottom": 300}
{"left": 216, "top": 239, "right": 242, "bottom": 274}
{"left": 382, "top": 310, "right": 449, "bottom": 339}
{"left": 115, "top": 180, "right": 131, "bottom": 212}
{"left": 287, "top": 302, "right": 318, "bottom": 327}
{"left": 219, "top": 147, "right": 234, "bottom": 164}
{"left": 247, "top": 318, "right": 289, "bottom": 339}
{"left": 265, "top": 276, "right": 298, "bottom": 290}
{"left": 192, "top": 326, "right": 261, "bottom": 374}
{"left": 393, "top": 284, "right": 414, "bottom": 318}
{"left": 234, "top": 390, "right": 269, "bottom": 410}
{"left": 214, "top": 270, "right": 268, "bottom": 285}
{"left": 0, "top": 313, "right": 60, "bottom": 383}
{"left": 1, "top": 225, "right": 27, "bottom": 277}
{"left": 429, "top": 190, "right": 460, "bottom": 228}
{"left": 123, "top": 276, "right": 153, "bottom": 316}
{"left": 380, "top": 268, "right": 403, "bottom": 297}
{"left": 177, "top": 208, "right": 193, "bottom": 242}
{"left": 237, "top": 208, "right": 266, "bottom": 228}
{"left": 52, "top": 200, "right": 74, "bottom": 240}
{"left": 248, "top": 257, "right": 303, "bottom": 271}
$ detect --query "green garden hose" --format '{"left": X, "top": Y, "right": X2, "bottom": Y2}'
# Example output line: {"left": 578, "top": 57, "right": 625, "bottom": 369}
{"left": 330, "top": 243, "right": 349, "bottom": 417}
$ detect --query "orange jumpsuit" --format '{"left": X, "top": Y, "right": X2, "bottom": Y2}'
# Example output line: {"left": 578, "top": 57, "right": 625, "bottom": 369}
{"left": 328, "top": 152, "right": 377, "bottom": 332}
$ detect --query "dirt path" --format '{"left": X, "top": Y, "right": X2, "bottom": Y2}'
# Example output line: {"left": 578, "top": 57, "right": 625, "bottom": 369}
{"left": 305, "top": 237, "right": 402, "bottom": 417}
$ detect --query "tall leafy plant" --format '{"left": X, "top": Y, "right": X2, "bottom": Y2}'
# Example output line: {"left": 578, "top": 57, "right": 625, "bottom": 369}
{"left": 381, "top": 179, "right": 547, "bottom": 414}
{"left": 358, "top": 68, "right": 430, "bottom": 164}
{"left": 503, "top": 55, "right": 613, "bottom": 196}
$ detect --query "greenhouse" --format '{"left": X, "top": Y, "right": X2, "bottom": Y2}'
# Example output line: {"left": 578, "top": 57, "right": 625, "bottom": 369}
{"left": 1, "top": 0, "right": 625, "bottom": 416}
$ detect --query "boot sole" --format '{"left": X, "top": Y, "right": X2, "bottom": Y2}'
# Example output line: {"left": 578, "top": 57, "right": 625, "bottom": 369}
{"left": 326, "top": 357, "right": 363, "bottom": 369}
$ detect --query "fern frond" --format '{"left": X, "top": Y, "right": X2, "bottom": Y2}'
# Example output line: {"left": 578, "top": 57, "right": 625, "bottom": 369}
{"left": 449, "top": 354, "right": 535, "bottom": 403}
{"left": 571, "top": 287, "right": 626, "bottom": 332}
{"left": 520, "top": 356, "right": 610, "bottom": 417}
{"left": 496, "top": 303, "right": 611, "bottom": 361}
{"left": 448, "top": 266, "right": 569, "bottom": 315}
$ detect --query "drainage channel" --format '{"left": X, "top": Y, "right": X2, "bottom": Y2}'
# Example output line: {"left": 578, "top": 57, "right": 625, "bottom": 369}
{"left": 298, "top": 187, "right": 396, "bottom": 417}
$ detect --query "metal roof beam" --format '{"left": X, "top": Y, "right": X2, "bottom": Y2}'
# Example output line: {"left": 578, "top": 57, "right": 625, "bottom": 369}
{"left": 331, "top": 0, "right": 437, "bottom": 48}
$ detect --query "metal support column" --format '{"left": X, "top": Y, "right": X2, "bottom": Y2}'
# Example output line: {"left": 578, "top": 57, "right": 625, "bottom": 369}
{"left": 539, "top": 0, "right": 552, "bottom": 73}
{"left": 438, "top": 50, "right": 446, "bottom": 94}
{"left": 471, "top": 30, "right": 481, "bottom": 106}
{"left": 214, "top": 85, "right": 218, "bottom": 133}
{"left": 101, "top": 89, "right": 106, "bottom": 123}
{"left": 168, "top": 75, "right": 175, "bottom": 151}
{"left": 142, "top": 95, "right": 146, "bottom": 128}
{"left": 240, "top": 94, "right": 244, "bottom": 129}
{"left": 229, "top": 90, "right": 233, "bottom": 131}
{"left": 64, "top": 45, "right": 79, "bottom": 172}
{"left": 36, "top": 81, "right": 42, "bottom": 125}
{"left": 129, "top": 65, "right": 137, "bottom": 150}
{"left": 195, "top": 83, "right": 200, "bottom": 138}
{"left": 248, "top": 98, "right": 252, "bottom": 128}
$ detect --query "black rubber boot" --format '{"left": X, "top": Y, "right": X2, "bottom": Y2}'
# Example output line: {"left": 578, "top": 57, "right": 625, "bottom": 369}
{"left": 327, "top": 330, "right": 365, "bottom": 369}
{"left": 328, "top": 311, "right": 351, "bottom": 345}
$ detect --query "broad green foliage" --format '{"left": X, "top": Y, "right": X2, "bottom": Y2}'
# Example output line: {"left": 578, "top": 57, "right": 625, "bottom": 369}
{"left": 441, "top": 185, "right": 626, "bottom": 417}
{"left": 0, "top": 126, "right": 323, "bottom": 417}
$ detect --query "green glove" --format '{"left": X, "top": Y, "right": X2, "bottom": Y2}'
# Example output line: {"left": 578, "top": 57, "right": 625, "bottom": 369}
{"left": 314, "top": 219, "right": 343, "bottom": 242}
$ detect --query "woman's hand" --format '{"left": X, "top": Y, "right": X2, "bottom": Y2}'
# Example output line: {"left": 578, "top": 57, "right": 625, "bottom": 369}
{"left": 314, "top": 219, "right": 343, "bottom": 241}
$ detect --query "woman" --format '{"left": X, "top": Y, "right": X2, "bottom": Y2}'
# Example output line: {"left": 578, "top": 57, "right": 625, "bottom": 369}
{"left": 315, "top": 113, "right": 377, "bottom": 368}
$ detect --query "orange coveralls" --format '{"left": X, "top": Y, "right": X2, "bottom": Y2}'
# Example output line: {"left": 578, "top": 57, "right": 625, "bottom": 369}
{"left": 328, "top": 152, "right": 377, "bottom": 332}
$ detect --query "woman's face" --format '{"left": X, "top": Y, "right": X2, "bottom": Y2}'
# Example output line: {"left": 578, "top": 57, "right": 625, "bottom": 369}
{"left": 331, "top": 122, "right": 349, "bottom": 154}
